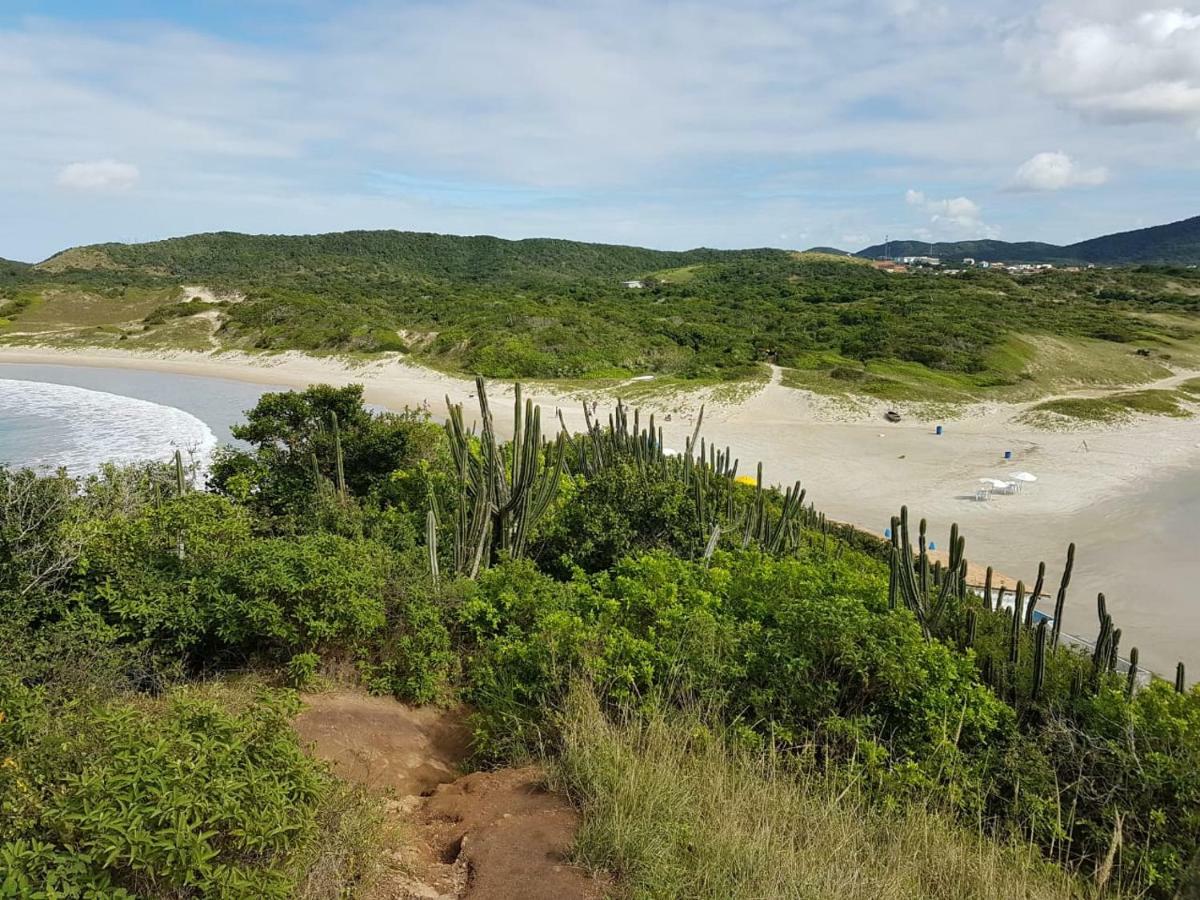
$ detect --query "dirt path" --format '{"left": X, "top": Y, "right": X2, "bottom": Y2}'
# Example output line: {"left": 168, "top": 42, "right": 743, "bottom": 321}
{"left": 294, "top": 691, "right": 606, "bottom": 900}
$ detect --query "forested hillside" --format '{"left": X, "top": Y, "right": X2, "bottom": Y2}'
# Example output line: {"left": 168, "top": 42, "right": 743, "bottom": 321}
{"left": 858, "top": 215, "right": 1200, "bottom": 265}
{"left": 1068, "top": 215, "right": 1200, "bottom": 265}
{"left": 36, "top": 230, "right": 772, "bottom": 283}
{"left": 2, "top": 228, "right": 1198, "bottom": 399}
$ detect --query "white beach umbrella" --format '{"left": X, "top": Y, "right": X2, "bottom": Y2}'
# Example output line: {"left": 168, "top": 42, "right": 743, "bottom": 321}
{"left": 1011, "top": 472, "right": 1038, "bottom": 482}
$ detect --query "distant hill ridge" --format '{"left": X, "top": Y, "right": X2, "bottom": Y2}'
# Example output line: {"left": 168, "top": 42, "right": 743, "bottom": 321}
{"left": 23, "top": 214, "right": 1200, "bottom": 277}
{"left": 855, "top": 215, "right": 1200, "bottom": 265}
{"left": 34, "top": 230, "right": 782, "bottom": 282}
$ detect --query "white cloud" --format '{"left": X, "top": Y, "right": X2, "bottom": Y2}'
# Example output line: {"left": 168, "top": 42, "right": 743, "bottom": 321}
{"left": 1008, "top": 151, "right": 1108, "bottom": 191}
{"left": 1015, "top": 3, "right": 1200, "bottom": 124}
{"left": 905, "top": 188, "right": 994, "bottom": 237}
{"left": 56, "top": 160, "right": 140, "bottom": 191}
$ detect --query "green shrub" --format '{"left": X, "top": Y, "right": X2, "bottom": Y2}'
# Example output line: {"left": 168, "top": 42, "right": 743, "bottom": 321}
{"left": 362, "top": 582, "right": 457, "bottom": 704}
{"left": 213, "top": 533, "right": 389, "bottom": 656}
{"left": 0, "top": 689, "right": 329, "bottom": 899}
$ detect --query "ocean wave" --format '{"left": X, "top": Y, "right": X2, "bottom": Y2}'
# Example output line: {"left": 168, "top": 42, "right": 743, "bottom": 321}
{"left": 0, "top": 379, "right": 218, "bottom": 476}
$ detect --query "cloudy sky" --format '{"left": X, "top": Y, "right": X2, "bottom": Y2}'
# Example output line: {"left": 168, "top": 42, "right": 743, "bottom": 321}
{"left": 2, "top": 0, "right": 1198, "bottom": 261}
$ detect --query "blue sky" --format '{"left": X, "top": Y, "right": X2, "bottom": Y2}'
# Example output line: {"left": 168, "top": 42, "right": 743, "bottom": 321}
{"left": 2, "top": 0, "right": 1199, "bottom": 261}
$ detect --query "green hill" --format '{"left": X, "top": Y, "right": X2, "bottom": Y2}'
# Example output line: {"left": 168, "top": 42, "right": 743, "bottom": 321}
{"left": 1067, "top": 215, "right": 1200, "bottom": 265}
{"left": 857, "top": 215, "right": 1200, "bottom": 265}
{"left": 857, "top": 239, "right": 1066, "bottom": 263}
{"left": 35, "top": 230, "right": 780, "bottom": 283}
{"left": 0, "top": 257, "right": 30, "bottom": 275}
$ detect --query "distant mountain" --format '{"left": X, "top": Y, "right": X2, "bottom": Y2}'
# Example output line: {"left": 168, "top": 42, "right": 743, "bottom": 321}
{"left": 23, "top": 214, "right": 1200, "bottom": 281}
{"left": 856, "top": 215, "right": 1200, "bottom": 266}
{"left": 1066, "top": 215, "right": 1200, "bottom": 265}
{"left": 0, "top": 257, "right": 30, "bottom": 274}
{"left": 856, "top": 240, "right": 1065, "bottom": 263}
{"left": 35, "top": 230, "right": 783, "bottom": 283}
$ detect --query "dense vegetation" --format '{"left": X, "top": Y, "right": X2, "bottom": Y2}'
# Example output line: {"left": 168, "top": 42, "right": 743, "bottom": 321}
{"left": 5, "top": 233, "right": 1200, "bottom": 389}
{"left": 857, "top": 214, "right": 1200, "bottom": 266}
{"left": 3, "top": 382, "right": 1198, "bottom": 897}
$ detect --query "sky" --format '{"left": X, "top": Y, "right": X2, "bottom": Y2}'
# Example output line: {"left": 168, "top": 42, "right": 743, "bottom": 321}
{"left": 1, "top": 0, "right": 1199, "bottom": 261}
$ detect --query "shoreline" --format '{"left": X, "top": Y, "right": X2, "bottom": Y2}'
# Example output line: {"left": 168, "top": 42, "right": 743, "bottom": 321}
{"left": 3, "top": 345, "right": 1200, "bottom": 674}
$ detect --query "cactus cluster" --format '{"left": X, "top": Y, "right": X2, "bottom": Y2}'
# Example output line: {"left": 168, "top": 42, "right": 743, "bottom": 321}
{"left": 445, "top": 378, "right": 566, "bottom": 577}
{"left": 887, "top": 505, "right": 966, "bottom": 637}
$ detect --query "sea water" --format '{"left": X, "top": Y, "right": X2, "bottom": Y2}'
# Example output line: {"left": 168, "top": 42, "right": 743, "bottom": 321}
{"left": 0, "top": 364, "right": 281, "bottom": 474}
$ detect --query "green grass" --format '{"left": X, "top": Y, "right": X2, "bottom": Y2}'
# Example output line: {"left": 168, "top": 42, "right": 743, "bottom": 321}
{"left": 780, "top": 333, "right": 1197, "bottom": 406}
{"left": 554, "top": 686, "right": 1095, "bottom": 900}
{"left": 1022, "top": 388, "right": 1194, "bottom": 425}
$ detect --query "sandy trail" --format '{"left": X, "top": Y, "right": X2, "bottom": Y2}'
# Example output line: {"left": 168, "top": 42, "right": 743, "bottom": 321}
{"left": 3, "top": 346, "right": 1198, "bottom": 674}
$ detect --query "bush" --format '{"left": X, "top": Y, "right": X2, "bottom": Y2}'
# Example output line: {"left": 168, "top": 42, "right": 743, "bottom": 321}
{"left": 0, "top": 689, "right": 330, "bottom": 898}
{"left": 213, "top": 533, "right": 390, "bottom": 657}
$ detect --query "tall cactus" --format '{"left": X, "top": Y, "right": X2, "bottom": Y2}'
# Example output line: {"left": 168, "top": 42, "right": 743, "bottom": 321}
{"left": 1032, "top": 619, "right": 1048, "bottom": 700}
{"left": 426, "top": 504, "right": 440, "bottom": 587}
{"left": 446, "top": 379, "right": 566, "bottom": 576}
{"left": 887, "top": 507, "right": 967, "bottom": 639}
{"left": 1051, "top": 543, "right": 1075, "bottom": 647}
{"left": 174, "top": 449, "right": 186, "bottom": 496}
{"left": 983, "top": 566, "right": 993, "bottom": 611}
{"left": 1177, "top": 662, "right": 1187, "bottom": 694}
{"left": 1092, "top": 613, "right": 1114, "bottom": 684}
{"left": 1009, "top": 581, "right": 1025, "bottom": 665}
{"left": 330, "top": 411, "right": 347, "bottom": 497}
{"left": 1125, "top": 647, "right": 1139, "bottom": 698}
{"left": 1025, "top": 561, "right": 1046, "bottom": 628}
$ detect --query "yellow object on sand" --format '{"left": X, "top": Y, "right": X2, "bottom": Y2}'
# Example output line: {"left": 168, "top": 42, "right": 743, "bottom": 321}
{"left": 735, "top": 475, "right": 758, "bottom": 486}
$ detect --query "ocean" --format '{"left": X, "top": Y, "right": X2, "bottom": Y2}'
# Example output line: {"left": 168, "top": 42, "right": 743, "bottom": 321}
{"left": 0, "top": 364, "right": 282, "bottom": 474}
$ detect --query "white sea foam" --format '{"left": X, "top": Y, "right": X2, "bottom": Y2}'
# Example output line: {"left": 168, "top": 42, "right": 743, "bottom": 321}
{"left": 0, "top": 379, "right": 217, "bottom": 475}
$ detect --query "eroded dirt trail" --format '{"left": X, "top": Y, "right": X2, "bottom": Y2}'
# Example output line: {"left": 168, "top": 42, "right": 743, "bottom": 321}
{"left": 294, "top": 691, "right": 606, "bottom": 900}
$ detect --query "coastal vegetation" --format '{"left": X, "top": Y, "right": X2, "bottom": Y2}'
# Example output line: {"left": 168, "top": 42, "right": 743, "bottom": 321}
{"left": 2, "top": 231, "right": 1200, "bottom": 402}
{"left": 3, "top": 382, "right": 1198, "bottom": 897}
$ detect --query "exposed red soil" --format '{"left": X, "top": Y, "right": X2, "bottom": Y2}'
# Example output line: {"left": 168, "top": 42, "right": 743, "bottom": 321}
{"left": 294, "top": 691, "right": 472, "bottom": 796}
{"left": 295, "top": 690, "right": 607, "bottom": 900}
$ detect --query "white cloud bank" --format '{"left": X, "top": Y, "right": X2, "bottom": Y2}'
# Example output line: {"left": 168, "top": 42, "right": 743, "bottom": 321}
{"left": 1018, "top": 3, "right": 1200, "bottom": 125}
{"left": 56, "top": 160, "right": 140, "bottom": 192}
{"left": 1009, "top": 151, "right": 1108, "bottom": 191}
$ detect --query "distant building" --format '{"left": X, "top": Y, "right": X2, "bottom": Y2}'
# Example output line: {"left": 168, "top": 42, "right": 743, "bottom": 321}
{"left": 621, "top": 280, "right": 646, "bottom": 289}
{"left": 897, "top": 256, "right": 941, "bottom": 266}
{"left": 962, "top": 258, "right": 975, "bottom": 266}
{"left": 872, "top": 260, "right": 908, "bottom": 273}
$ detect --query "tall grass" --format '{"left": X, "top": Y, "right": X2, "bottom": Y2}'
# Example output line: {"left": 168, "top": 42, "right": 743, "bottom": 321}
{"left": 553, "top": 687, "right": 1098, "bottom": 900}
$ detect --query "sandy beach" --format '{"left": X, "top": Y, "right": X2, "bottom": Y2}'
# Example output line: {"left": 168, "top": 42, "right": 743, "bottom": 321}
{"left": 4, "top": 345, "right": 1199, "bottom": 674}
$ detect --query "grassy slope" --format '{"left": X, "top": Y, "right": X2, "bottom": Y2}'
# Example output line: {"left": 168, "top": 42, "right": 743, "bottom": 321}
{"left": 556, "top": 688, "right": 1093, "bottom": 900}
